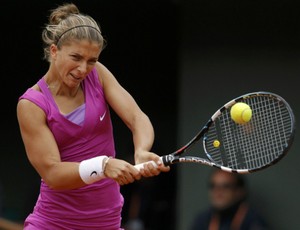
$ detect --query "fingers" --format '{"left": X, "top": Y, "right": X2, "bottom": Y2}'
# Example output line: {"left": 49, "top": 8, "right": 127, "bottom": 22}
{"left": 118, "top": 171, "right": 140, "bottom": 185}
{"left": 104, "top": 157, "right": 170, "bottom": 186}
{"left": 105, "top": 159, "right": 141, "bottom": 185}
{"left": 141, "top": 161, "right": 160, "bottom": 177}
{"left": 134, "top": 151, "right": 171, "bottom": 175}
{"left": 114, "top": 173, "right": 136, "bottom": 186}
{"left": 155, "top": 159, "right": 171, "bottom": 172}
{"left": 139, "top": 159, "right": 170, "bottom": 177}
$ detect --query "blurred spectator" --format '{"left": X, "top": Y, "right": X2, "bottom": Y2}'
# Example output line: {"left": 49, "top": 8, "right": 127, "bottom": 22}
{"left": 190, "top": 169, "right": 268, "bottom": 230}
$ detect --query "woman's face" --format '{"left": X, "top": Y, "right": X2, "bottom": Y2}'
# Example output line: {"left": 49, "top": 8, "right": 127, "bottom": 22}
{"left": 50, "top": 39, "right": 101, "bottom": 87}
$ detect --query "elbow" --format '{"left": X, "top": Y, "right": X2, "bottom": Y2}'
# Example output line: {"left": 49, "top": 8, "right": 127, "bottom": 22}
{"left": 36, "top": 165, "right": 64, "bottom": 190}
{"left": 127, "top": 112, "right": 152, "bottom": 130}
{"left": 42, "top": 172, "right": 83, "bottom": 190}
{"left": 41, "top": 170, "right": 70, "bottom": 190}
{"left": 43, "top": 175, "right": 64, "bottom": 190}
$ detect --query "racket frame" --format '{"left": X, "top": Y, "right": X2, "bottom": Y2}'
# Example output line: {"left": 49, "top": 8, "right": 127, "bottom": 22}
{"left": 136, "top": 91, "right": 296, "bottom": 174}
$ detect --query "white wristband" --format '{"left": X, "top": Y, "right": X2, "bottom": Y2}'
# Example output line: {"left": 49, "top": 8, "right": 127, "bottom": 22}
{"left": 79, "top": 156, "right": 108, "bottom": 184}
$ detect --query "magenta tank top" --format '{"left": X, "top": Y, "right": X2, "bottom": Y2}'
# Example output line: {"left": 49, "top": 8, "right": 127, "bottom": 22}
{"left": 20, "top": 68, "right": 124, "bottom": 230}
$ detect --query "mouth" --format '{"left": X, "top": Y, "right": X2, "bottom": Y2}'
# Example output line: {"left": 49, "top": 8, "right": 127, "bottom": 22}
{"left": 70, "top": 73, "right": 81, "bottom": 81}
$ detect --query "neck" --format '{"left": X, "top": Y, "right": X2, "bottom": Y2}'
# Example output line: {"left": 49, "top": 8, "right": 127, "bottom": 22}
{"left": 44, "top": 77, "right": 81, "bottom": 97}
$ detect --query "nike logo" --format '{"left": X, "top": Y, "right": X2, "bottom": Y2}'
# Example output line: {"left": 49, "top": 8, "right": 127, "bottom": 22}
{"left": 100, "top": 111, "right": 106, "bottom": 121}
{"left": 90, "top": 171, "right": 97, "bottom": 177}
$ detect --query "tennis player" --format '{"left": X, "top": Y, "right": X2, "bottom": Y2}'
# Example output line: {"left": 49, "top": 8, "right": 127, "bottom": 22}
{"left": 17, "top": 3, "right": 169, "bottom": 229}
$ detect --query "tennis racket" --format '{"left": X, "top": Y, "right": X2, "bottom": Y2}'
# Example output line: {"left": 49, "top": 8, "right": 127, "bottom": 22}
{"left": 135, "top": 91, "right": 296, "bottom": 174}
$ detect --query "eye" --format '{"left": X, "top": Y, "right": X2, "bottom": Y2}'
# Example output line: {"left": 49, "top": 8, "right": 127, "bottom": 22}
{"left": 89, "top": 60, "right": 97, "bottom": 65}
{"left": 88, "top": 59, "right": 98, "bottom": 65}
{"left": 71, "top": 55, "right": 81, "bottom": 61}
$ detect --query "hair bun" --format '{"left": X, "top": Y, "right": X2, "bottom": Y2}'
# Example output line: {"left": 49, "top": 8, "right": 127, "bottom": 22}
{"left": 49, "top": 3, "right": 80, "bottom": 25}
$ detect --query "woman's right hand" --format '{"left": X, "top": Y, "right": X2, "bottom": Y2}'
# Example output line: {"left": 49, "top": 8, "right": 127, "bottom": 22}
{"left": 103, "top": 158, "right": 141, "bottom": 185}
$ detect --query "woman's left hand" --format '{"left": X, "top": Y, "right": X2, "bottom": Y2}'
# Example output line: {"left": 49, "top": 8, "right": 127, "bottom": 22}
{"left": 134, "top": 150, "right": 170, "bottom": 177}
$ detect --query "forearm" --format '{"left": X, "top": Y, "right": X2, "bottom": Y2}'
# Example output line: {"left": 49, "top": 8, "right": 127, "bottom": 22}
{"left": 41, "top": 156, "right": 113, "bottom": 190}
{"left": 41, "top": 161, "right": 85, "bottom": 190}
{"left": 131, "top": 113, "right": 155, "bottom": 161}
{"left": 130, "top": 113, "right": 170, "bottom": 175}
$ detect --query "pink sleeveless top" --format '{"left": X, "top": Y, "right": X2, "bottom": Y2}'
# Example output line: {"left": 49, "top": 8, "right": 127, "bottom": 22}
{"left": 20, "top": 68, "right": 124, "bottom": 229}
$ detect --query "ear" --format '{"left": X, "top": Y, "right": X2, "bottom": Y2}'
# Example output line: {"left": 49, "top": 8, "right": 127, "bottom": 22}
{"left": 50, "top": 44, "right": 58, "bottom": 60}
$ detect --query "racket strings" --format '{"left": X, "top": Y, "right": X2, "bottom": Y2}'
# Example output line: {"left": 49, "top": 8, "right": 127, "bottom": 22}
{"left": 233, "top": 97, "right": 290, "bottom": 168}
{"left": 245, "top": 97, "right": 282, "bottom": 168}
{"left": 205, "top": 95, "right": 293, "bottom": 170}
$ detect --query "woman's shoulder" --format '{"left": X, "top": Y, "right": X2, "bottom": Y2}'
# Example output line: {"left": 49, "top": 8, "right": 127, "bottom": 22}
{"left": 94, "top": 61, "right": 118, "bottom": 88}
{"left": 18, "top": 81, "right": 51, "bottom": 113}
{"left": 19, "top": 84, "right": 42, "bottom": 100}
{"left": 93, "top": 62, "right": 105, "bottom": 86}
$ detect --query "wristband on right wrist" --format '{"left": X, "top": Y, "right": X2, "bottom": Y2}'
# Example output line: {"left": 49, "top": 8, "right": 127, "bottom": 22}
{"left": 79, "top": 156, "right": 108, "bottom": 184}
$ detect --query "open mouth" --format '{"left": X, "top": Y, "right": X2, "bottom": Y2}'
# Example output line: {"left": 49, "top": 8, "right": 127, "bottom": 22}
{"left": 70, "top": 73, "right": 81, "bottom": 80}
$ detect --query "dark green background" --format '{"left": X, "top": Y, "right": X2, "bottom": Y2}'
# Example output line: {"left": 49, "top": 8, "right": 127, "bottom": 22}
{"left": 1, "top": 1, "right": 299, "bottom": 230}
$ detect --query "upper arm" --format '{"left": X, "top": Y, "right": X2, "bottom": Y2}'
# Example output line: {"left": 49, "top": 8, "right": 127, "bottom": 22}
{"left": 17, "top": 99, "right": 61, "bottom": 181}
{"left": 95, "top": 62, "right": 145, "bottom": 129}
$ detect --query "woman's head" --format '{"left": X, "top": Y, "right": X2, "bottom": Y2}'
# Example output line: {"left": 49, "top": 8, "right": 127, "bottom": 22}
{"left": 42, "top": 3, "right": 106, "bottom": 62}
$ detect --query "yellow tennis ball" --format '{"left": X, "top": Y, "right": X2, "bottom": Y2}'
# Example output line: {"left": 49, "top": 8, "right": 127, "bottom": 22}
{"left": 213, "top": 140, "right": 220, "bottom": 148}
{"left": 230, "top": 102, "right": 252, "bottom": 124}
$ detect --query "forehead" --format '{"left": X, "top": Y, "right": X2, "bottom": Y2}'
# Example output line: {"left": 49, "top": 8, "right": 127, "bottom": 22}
{"left": 61, "top": 39, "right": 101, "bottom": 54}
{"left": 211, "top": 171, "right": 236, "bottom": 183}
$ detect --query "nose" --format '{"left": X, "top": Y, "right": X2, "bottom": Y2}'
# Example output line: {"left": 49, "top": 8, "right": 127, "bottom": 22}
{"left": 77, "top": 62, "right": 88, "bottom": 74}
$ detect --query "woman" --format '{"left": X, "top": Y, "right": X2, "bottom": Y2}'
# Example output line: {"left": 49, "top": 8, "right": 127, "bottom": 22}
{"left": 17, "top": 3, "right": 169, "bottom": 229}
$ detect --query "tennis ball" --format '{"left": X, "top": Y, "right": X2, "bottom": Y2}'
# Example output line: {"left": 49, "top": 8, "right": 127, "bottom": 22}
{"left": 213, "top": 140, "right": 220, "bottom": 148}
{"left": 230, "top": 102, "right": 252, "bottom": 124}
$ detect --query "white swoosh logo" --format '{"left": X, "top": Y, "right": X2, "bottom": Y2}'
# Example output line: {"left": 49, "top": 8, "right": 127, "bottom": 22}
{"left": 100, "top": 111, "right": 107, "bottom": 121}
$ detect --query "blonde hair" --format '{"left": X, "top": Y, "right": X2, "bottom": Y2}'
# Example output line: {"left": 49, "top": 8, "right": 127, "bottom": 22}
{"left": 42, "top": 3, "right": 106, "bottom": 62}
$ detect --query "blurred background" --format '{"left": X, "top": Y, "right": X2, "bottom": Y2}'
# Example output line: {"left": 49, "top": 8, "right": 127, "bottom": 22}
{"left": 1, "top": 0, "right": 300, "bottom": 229}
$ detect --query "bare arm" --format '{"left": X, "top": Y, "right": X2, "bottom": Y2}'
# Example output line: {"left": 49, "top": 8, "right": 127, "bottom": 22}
{"left": 17, "top": 99, "right": 86, "bottom": 190}
{"left": 96, "top": 62, "right": 170, "bottom": 175}
{"left": 17, "top": 86, "right": 144, "bottom": 187}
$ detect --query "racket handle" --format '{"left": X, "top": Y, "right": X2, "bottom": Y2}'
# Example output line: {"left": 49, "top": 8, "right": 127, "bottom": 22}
{"left": 134, "top": 156, "right": 163, "bottom": 171}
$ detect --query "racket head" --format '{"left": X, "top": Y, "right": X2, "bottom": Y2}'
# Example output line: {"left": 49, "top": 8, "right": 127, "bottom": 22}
{"left": 203, "top": 91, "right": 296, "bottom": 173}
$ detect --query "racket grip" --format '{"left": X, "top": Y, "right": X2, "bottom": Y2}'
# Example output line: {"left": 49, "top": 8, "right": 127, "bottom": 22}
{"left": 134, "top": 156, "right": 163, "bottom": 171}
